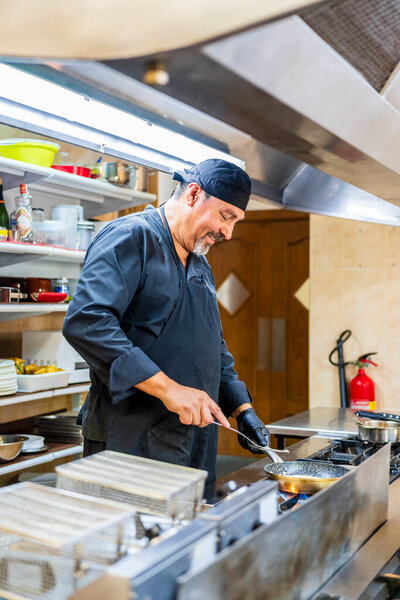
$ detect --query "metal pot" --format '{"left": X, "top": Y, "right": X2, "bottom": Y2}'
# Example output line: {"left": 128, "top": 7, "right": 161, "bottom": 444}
{"left": 0, "top": 435, "right": 28, "bottom": 463}
{"left": 98, "top": 162, "right": 135, "bottom": 186}
{"left": 264, "top": 461, "right": 349, "bottom": 494}
{"left": 357, "top": 419, "right": 400, "bottom": 443}
{"left": 0, "top": 287, "right": 25, "bottom": 303}
{"left": 98, "top": 162, "right": 148, "bottom": 190}
{"left": 135, "top": 165, "right": 149, "bottom": 191}
{"left": 354, "top": 410, "right": 400, "bottom": 442}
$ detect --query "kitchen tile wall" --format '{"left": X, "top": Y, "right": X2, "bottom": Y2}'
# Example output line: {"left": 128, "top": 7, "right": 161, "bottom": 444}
{"left": 310, "top": 215, "right": 400, "bottom": 411}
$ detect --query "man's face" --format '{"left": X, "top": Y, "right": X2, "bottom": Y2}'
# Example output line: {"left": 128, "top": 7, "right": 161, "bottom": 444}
{"left": 185, "top": 183, "right": 245, "bottom": 255}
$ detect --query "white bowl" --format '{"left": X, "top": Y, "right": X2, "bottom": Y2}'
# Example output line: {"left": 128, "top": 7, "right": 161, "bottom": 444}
{"left": 17, "top": 371, "right": 70, "bottom": 393}
{"left": 20, "top": 435, "right": 45, "bottom": 451}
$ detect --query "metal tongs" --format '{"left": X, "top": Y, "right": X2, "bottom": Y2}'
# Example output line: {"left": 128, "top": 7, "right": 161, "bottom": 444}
{"left": 213, "top": 422, "right": 287, "bottom": 463}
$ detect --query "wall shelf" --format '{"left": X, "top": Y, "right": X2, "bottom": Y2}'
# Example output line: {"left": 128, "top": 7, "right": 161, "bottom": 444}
{"left": 0, "top": 383, "right": 90, "bottom": 407}
{"left": 0, "top": 443, "right": 82, "bottom": 477}
{"left": 0, "top": 155, "right": 157, "bottom": 218}
{"left": 0, "top": 241, "right": 86, "bottom": 267}
{"left": 0, "top": 302, "right": 69, "bottom": 322}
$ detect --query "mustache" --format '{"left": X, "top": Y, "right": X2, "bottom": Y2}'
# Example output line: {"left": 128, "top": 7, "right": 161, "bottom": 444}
{"left": 205, "top": 232, "right": 225, "bottom": 243}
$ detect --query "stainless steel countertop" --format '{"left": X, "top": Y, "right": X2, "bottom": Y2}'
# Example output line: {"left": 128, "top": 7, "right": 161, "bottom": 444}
{"left": 266, "top": 407, "right": 358, "bottom": 438}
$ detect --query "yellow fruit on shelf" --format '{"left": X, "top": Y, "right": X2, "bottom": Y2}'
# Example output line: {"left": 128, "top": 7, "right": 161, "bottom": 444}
{"left": 11, "top": 358, "right": 64, "bottom": 375}
{"left": 11, "top": 357, "right": 25, "bottom": 374}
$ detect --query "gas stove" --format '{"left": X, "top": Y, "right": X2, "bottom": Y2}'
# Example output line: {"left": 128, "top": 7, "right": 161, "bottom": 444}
{"left": 302, "top": 436, "right": 400, "bottom": 483}
{"left": 276, "top": 436, "right": 400, "bottom": 513}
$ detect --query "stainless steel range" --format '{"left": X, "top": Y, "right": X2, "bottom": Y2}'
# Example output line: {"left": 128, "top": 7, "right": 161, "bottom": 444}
{"left": 73, "top": 435, "right": 389, "bottom": 600}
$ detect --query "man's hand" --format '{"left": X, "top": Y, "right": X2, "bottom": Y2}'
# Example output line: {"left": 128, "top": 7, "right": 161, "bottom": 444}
{"left": 236, "top": 407, "right": 270, "bottom": 454}
{"left": 135, "top": 371, "right": 230, "bottom": 428}
{"left": 162, "top": 381, "right": 229, "bottom": 428}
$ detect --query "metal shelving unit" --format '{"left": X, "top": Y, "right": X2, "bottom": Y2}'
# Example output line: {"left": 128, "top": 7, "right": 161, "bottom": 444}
{"left": 0, "top": 302, "right": 69, "bottom": 322}
{"left": 0, "top": 443, "right": 82, "bottom": 476}
{"left": 0, "top": 240, "right": 85, "bottom": 267}
{"left": 0, "top": 155, "right": 157, "bottom": 218}
{"left": 0, "top": 383, "right": 90, "bottom": 407}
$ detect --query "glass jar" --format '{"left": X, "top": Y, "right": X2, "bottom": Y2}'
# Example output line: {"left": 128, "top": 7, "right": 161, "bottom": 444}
{"left": 32, "top": 208, "right": 46, "bottom": 244}
{"left": 76, "top": 221, "right": 95, "bottom": 251}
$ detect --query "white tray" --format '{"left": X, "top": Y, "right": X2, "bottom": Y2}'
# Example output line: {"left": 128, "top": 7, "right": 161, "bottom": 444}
{"left": 17, "top": 371, "right": 70, "bottom": 392}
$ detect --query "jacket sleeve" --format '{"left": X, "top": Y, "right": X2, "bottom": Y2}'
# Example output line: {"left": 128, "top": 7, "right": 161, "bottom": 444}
{"left": 218, "top": 338, "right": 252, "bottom": 417}
{"left": 62, "top": 222, "right": 160, "bottom": 404}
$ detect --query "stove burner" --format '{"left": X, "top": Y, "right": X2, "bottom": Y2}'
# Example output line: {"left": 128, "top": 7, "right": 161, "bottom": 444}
{"left": 278, "top": 491, "right": 310, "bottom": 513}
{"left": 375, "top": 573, "right": 400, "bottom": 598}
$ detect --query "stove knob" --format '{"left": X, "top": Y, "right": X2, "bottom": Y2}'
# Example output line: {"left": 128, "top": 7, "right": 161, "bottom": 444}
{"left": 216, "top": 481, "right": 238, "bottom": 500}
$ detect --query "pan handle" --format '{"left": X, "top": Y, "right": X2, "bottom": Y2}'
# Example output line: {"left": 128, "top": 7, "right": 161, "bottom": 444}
{"left": 213, "top": 422, "right": 285, "bottom": 462}
{"left": 355, "top": 410, "right": 400, "bottom": 423}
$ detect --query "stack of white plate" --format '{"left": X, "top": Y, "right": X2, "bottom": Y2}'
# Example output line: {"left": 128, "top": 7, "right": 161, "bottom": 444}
{"left": 20, "top": 434, "right": 46, "bottom": 453}
{"left": 0, "top": 360, "right": 17, "bottom": 396}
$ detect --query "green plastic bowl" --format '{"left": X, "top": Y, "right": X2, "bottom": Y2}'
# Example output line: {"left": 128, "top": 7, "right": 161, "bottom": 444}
{"left": 0, "top": 139, "right": 60, "bottom": 167}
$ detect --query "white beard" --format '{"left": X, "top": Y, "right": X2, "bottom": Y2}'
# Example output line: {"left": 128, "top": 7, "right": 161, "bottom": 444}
{"left": 193, "top": 238, "right": 213, "bottom": 255}
{"left": 193, "top": 232, "right": 224, "bottom": 256}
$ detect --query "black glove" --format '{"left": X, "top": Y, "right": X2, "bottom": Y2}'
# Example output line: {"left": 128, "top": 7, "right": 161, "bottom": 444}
{"left": 236, "top": 407, "right": 270, "bottom": 454}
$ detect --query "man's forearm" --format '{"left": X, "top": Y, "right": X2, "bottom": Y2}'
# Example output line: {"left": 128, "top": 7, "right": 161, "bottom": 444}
{"left": 137, "top": 374, "right": 250, "bottom": 419}
{"left": 135, "top": 372, "right": 230, "bottom": 428}
{"left": 135, "top": 370, "right": 175, "bottom": 400}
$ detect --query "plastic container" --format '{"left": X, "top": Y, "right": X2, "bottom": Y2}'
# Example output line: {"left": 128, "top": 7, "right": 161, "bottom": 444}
{"left": 17, "top": 370, "right": 70, "bottom": 393}
{"left": 44, "top": 220, "right": 67, "bottom": 247}
{"left": 76, "top": 221, "right": 94, "bottom": 250}
{"left": 51, "top": 205, "right": 83, "bottom": 249}
{"left": 0, "top": 139, "right": 60, "bottom": 167}
{"left": 32, "top": 208, "right": 46, "bottom": 243}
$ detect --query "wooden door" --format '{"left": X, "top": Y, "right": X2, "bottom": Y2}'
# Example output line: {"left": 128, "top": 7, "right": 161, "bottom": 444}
{"left": 207, "top": 211, "right": 309, "bottom": 455}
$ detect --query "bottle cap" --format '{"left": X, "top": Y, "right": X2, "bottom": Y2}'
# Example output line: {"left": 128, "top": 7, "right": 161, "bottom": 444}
{"left": 20, "top": 184, "right": 27, "bottom": 194}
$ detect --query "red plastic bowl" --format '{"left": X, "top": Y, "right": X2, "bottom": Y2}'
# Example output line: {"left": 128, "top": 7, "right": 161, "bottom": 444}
{"left": 51, "top": 165, "right": 92, "bottom": 178}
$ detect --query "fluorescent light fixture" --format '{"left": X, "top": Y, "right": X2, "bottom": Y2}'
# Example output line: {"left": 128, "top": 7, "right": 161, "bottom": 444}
{"left": 0, "top": 64, "right": 243, "bottom": 169}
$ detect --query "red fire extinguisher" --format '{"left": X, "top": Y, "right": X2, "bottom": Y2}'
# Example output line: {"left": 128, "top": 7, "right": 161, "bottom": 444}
{"left": 349, "top": 353, "right": 378, "bottom": 411}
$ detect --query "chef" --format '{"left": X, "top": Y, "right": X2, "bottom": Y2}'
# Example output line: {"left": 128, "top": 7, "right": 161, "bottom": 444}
{"left": 63, "top": 158, "right": 271, "bottom": 486}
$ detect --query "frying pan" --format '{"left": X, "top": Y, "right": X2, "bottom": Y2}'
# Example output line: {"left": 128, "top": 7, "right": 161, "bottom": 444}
{"left": 264, "top": 461, "right": 350, "bottom": 494}
{"left": 213, "top": 422, "right": 349, "bottom": 494}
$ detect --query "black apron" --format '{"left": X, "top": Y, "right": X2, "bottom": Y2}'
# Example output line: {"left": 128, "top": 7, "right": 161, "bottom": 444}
{"left": 105, "top": 207, "right": 222, "bottom": 482}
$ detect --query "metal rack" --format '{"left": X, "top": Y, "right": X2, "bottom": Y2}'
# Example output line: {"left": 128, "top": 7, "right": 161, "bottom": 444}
{"left": 56, "top": 451, "right": 207, "bottom": 520}
{"left": 0, "top": 482, "right": 136, "bottom": 600}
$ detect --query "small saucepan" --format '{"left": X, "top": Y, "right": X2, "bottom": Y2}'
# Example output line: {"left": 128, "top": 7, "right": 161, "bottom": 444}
{"left": 355, "top": 410, "right": 400, "bottom": 443}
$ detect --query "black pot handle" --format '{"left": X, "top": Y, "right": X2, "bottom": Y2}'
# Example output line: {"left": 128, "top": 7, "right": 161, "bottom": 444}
{"left": 355, "top": 410, "right": 400, "bottom": 423}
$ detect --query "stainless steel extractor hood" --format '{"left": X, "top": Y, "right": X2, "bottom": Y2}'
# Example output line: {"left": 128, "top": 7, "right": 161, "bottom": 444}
{"left": 1, "top": 0, "right": 400, "bottom": 225}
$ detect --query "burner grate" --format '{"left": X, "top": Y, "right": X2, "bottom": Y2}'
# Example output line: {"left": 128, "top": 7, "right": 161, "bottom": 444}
{"left": 303, "top": 437, "right": 400, "bottom": 484}
{"left": 302, "top": 438, "right": 378, "bottom": 466}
